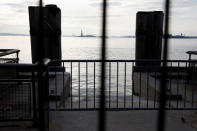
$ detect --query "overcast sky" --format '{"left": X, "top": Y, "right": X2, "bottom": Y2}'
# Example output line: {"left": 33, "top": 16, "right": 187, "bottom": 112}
{"left": 0, "top": 0, "right": 197, "bottom": 36}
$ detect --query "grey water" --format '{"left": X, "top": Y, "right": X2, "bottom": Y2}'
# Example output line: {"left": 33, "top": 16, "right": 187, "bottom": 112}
{"left": 1, "top": 36, "right": 197, "bottom": 62}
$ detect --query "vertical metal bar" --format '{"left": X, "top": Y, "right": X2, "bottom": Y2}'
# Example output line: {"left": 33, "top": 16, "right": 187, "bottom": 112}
{"left": 157, "top": 0, "right": 170, "bottom": 130}
{"left": 139, "top": 72, "right": 141, "bottom": 108}
{"left": 132, "top": 62, "right": 134, "bottom": 108}
{"left": 55, "top": 66, "right": 57, "bottom": 109}
{"left": 94, "top": 62, "right": 96, "bottom": 109}
{"left": 78, "top": 62, "right": 80, "bottom": 109}
{"left": 109, "top": 62, "right": 111, "bottom": 108}
{"left": 124, "top": 62, "right": 126, "bottom": 108}
{"left": 63, "top": 62, "right": 65, "bottom": 107}
{"left": 29, "top": 82, "right": 32, "bottom": 118}
{"left": 38, "top": 1, "right": 46, "bottom": 130}
{"left": 19, "top": 79, "right": 21, "bottom": 120}
{"left": 38, "top": 64, "right": 49, "bottom": 131}
{"left": 32, "top": 71, "right": 37, "bottom": 125}
{"left": 27, "top": 82, "right": 29, "bottom": 119}
{"left": 38, "top": 67, "right": 43, "bottom": 130}
{"left": 188, "top": 54, "right": 191, "bottom": 68}
{"left": 188, "top": 54, "right": 191, "bottom": 84}
{"left": 177, "top": 62, "right": 180, "bottom": 108}
{"left": 169, "top": 62, "right": 172, "bottom": 108}
{"left": 26, "top": 83, "right": 28, "bottom": 118}
{"left": 64, "top": 63, "right": 67, "bottom": 107}
{"left": 45, "top": 65, "right": 49, "bottom": 131}
{"left": 154, "top": 72, "right": 157, "bottom": 108}
{"left": 71, "top": 62, "right": 73, "bottom": 109}
{"left": 86, "top": 62, "right": 88, "bottom": 108}
{"left": 147, "top": 71, "right": 149, "bottom": 108}
{"left": 184, "top": 62, "right": 187, "bottom": 108}
{"left": 117, "top": 62, "right": 119, "bottom": 108}
{"left": 191, "top": 61, "right": 196, "bottom": 108}
{"left": 193, "top": 62, "right": 197, "bottom": 108}
{"left": 15, "top": 82, "right": 17, "bottom": 120}
{"left": 192, "top": 73, "right": 194, "bottom": 108}
{"left": 98, "top": 0, "right": 107, "bottom": 130}
{"left": 16, "top": 52, "right": 19, "bottom": 63}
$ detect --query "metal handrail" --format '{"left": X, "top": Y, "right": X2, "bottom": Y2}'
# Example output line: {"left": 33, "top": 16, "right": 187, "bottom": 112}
{"left": 0, "top": 63, "right": 38, "bottom": 70}
{"left": 0, "top": 59, "right": 50, "bottom": 68}
{"left": 0, "top": 49, "right": 20, "bottom": 63}
{"left": 50, "top": 59, "right": 197, "bottom": 63}
{"left": 0, "top": 49, "right": 20, "bottom": 57}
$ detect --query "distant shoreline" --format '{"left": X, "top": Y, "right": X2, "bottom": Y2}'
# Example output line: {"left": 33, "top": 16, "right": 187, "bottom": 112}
{"left": 0, "top": 33, "right": 29, "bottom": 36}
{"left": 1, "top": 33, "right": 197, "bottom": 39}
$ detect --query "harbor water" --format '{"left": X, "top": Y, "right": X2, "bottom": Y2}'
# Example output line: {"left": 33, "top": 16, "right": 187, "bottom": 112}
{"left": 0, "top": 36, "right": 197, "bottom": 63}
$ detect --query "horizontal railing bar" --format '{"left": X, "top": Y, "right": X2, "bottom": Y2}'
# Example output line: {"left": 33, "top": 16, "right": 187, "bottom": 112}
{"left": 0, "top": 59, "right": 196, "bottom": 68}
{"left": 50, "top": 59, "right": 197, "bottom": 63}
{"left": 0, "top": 63, "right": 38, "bottom": 69}
{"left": 48, "top": 108, "right": 197, "bottom": 111}
{"left": 0, "top": 119, "right": 33, "bottom": 122}
{"left": 0, "top": 79, "right": 33, "bottom": 82}
{"left": 0, "top": 49, "right": 20, "bottom": 57}
{"left": 0, "top": 58, "right": 17, "bottom": 60}
{"left": 133, "top": 66, "right": 191, "bottom": 72}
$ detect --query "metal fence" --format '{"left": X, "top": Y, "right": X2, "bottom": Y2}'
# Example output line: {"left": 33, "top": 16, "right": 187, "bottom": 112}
{"left": 0, "top": 81, "right": 33, "bottom": 121}
{"left": 0, "top": 59, "right": 196, "bottom": 130}
{"left": 0, "top": 63, "right": 38, "bottom": 122}
{"left": 48, "top": 59, "right": 197, "bottom": 111}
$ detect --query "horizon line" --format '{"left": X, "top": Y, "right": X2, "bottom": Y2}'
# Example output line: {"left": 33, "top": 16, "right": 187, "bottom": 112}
{"left": 0, "top": 33, "right": 197, "bottom": 38}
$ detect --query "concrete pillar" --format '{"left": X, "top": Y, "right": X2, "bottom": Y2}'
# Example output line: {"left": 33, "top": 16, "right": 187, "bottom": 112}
{"left": 135, "top": 11, "right": 164, "bottom": 66}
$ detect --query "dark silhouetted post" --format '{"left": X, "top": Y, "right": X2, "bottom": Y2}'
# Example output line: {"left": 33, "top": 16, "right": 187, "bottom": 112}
{"left": 135, "top": 11, "right": 163, "bottom": 66}
{"left": 99, "top": 0, "right": 107, "bottom": 131}
{"left": 29, "top": 5, "right": 61, "bottom": 65}
{"left": 157, "top": 0, "right": 170, "bottom": 131}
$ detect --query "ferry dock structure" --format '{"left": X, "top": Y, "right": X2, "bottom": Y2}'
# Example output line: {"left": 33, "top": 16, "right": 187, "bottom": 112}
{"left": 0, "top": 55, "right": 197, "bottom": 131}
{"left": 0, "top": 3, "right": 197, "bottom": 131}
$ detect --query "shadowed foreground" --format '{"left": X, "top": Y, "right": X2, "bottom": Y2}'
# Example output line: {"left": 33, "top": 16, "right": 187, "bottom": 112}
{"left": 49, "top": 110, "right": 197, "bottom": 131}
